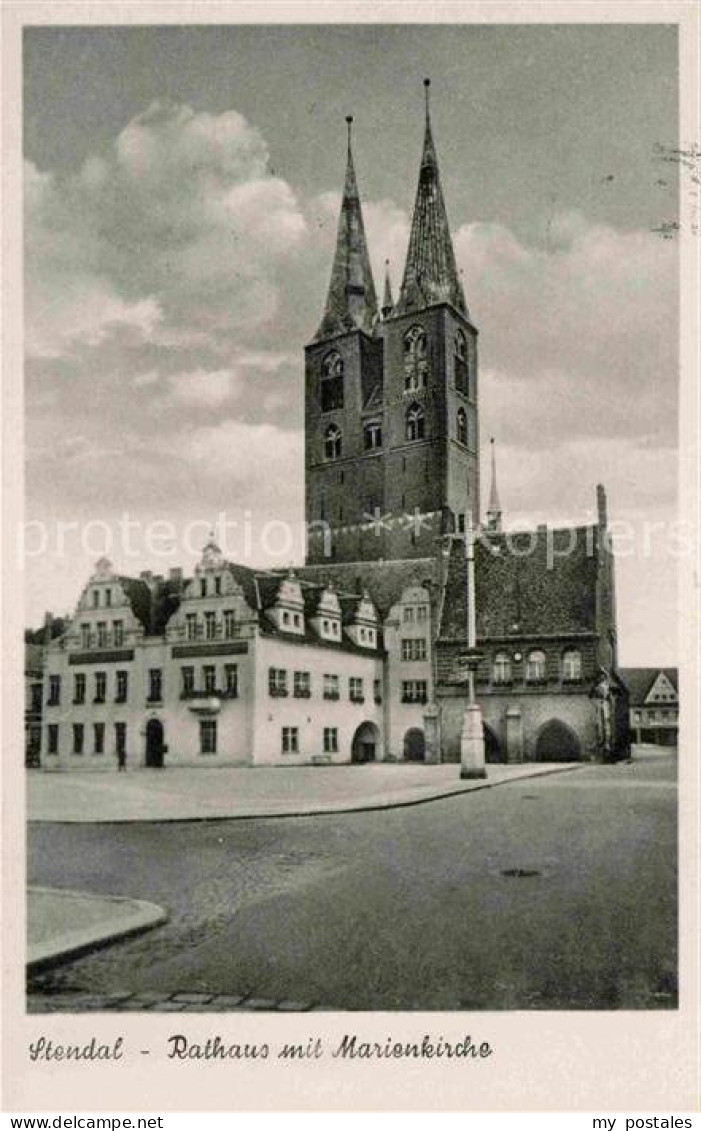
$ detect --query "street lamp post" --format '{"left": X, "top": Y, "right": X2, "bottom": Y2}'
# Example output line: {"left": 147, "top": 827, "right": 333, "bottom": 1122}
{"left": 459, "top": 515, "right": 487, "bottom": 780}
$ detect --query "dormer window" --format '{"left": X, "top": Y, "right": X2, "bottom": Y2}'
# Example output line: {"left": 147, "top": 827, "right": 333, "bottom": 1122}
{"left": 92, "top": 591, "right": 99, "bottom": 608}
{"left": 324, "top": 424, "right": 342, "bottom": 461}
{"left": 321, "top": 352, "right": 344, "bottom": 411}
{"left": 364, "top": 421, "right": 382, "bottom": 451}
{"left": 200, "top": 578, "right": 207, "bottom": 598}
{"left": 404, "top": 326, "right": 429, "bottom": 392}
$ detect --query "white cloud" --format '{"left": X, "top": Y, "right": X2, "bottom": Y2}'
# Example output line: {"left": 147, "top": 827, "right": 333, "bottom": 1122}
{"left": 167, "top": 368, "right": 242, "bottom": 408}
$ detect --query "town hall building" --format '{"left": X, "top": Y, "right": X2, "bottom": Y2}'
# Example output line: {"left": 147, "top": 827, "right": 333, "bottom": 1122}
{"left": 35, "top": 84, "right": 630, "bottom": 771}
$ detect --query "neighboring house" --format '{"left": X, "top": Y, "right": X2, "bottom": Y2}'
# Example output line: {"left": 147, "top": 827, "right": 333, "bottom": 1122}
{"left": 25, "top": 642, "right": 44, "bottom": 767}
{"left": 620, "top": 668, "right": 679, "bottom": 746}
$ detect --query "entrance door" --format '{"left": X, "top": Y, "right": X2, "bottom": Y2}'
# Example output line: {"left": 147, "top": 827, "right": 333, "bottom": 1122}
{"left": 351, "top": 722, "right": 380, "bottom": 763}
{"left": 403, "top": 728, "right": 426, "bottom": 762}
{"left": 145, "top": 719, "right": 165, "bottom": 768}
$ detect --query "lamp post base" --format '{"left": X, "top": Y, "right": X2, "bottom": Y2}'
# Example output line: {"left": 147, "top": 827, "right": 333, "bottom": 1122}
{"left": 460, "top": 702, "right": 487, "bottom": 780}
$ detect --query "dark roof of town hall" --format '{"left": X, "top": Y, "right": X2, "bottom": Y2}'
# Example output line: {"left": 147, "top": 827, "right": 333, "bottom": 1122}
{"left": 438, "top": 527, "right": 600, "bottom": 643}
{"left": 295, "top": 558, "right": 439, "bottom": 618}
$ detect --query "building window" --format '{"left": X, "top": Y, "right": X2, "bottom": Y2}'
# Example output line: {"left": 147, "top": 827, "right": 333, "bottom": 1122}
{"left": 269, "top": 668, "right": 288, "bottom": 697}
{"left": 200, "top": 719, "right": 217, "bottom": 755}
{"left": 224, "top": 664, "right": 238, "bottom": 696}
{"left": 455, "top": 330, "right": 469, "bottom": 395}
{"left": 282, "top": 611, "right": 290, "bottom": 625}
{"left": 403, "top": 606, "right": 415, "bottom": 624}
{"left": 97, "top": 621, "right": 108, "bottom": 647}
{"left": 203, "top": 665, "right": 217, "bottom": 694}
{"left": 406, "top": 404, "right": 426, "bottom": 442}
{"left": 364, "top": 421, "right": 382, "bottom": 451}
{"left": 48, "top": 675, "right": 61, "bottom": 706}
{"left": 81, "top": 624, "right": 91, "bottom": 649}
{"left": 321, "top": 352, "right": 344, "bottom": 411}
{"left": 493, "top": 653, "right": 512, "bottom": 685}
{"left": 73, "top": 724, "right": 84, "bottom": 755}
{"left": 92, "top": 590, "right": 99, "bottom": 608}
{"left": 93, "top": 722, "right": 105, "bottom": 755}
{"left": 31, "top": 683, "right": 43, "bottom": 712}
{"left": 115, "top": 722, "right": 126, "bottom": 756}
{"left": 324, "top": 424, "right": 342, "bottom": 461}
{"left": 282, "top": 726, "right": 299, "bottom": 754}
{"left": 186, "top": 613, "right": 198, "bottom": 640}
{"left": 113, "top": 620, "right": 124, "bottom": 647}
{"left": 404, "top": 326, "right": 429, "bottom": 391}
{"left": 105, "top": 588, "right": 112, "bottom": 607}
{"left": 562, "top": 650, "right": 582, "bottom": 682}
{"left": 47, "top": 724, "right": 59, "bottom": 755}
{"left": 374, "top": 678, "right": 383, "bottom": 704}
{"left": 323, "top": 674, "right": 340, "bottom": 701}
{"left": 526, "top": 650, "right": 547, "bottom": 684}
{"left": 349, "top": 676, "right": 364, "bottom": 703}
{"left": 323, "top": 727, "right": 338, "bottom": 754}
{"left": 401, "top": 638, "right": 427, "bottom": 662}
{"left": 200, "top": 578, "right": 207, "bottom": 598}
{"left": 456, "top": 407, "right": 468, "bottom": 447}
{"left": 214, "top": 576, "right": 222, "bottom": 596}
{"left": 115, "top": 670, "right": 128, "bottom": 703}
{"left": 402, "top": 680, "right": 428, "bottom": 704}
{"left": 204, "top": 611, "right": 217, "bottom": 640}
{"left": 73, "top": 673, "right": 86, "bottom": 705}
{"left": 94, "top": 672, "right": 106, "bottom": 704}
{"left": 417, "top": 605, "right": 429, "bottom": 623}
{"left": 224, "top": 610, "right": 236, "bottom": 638}
{"left": 293, "top": 613, "right": 301, "bottom": 628}
{"left": 294, "top": 671, "right": 311, "bottom": 698}
{"left": 181, "top": 666, "right": 195, "bottom": 696}
{"left": 148, "top": 668, "right": 162, "bottom": 702}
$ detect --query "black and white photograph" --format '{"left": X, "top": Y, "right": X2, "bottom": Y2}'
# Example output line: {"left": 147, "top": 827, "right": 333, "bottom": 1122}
{"left": 3, "top": 3, "right": 700, "bottom": 1118}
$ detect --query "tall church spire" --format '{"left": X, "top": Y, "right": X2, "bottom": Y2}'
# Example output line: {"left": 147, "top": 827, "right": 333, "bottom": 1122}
{"left": 396, "top": 80, "right": 467, "bottom": 316}
{"left": 486, "top": 437, "right": 502, "bottom": 532}
{"left": 382, "top": 259, "right": 394, "bottom": 317}
{"left": 314, "top": 116, "right": 378, "bottom": 341}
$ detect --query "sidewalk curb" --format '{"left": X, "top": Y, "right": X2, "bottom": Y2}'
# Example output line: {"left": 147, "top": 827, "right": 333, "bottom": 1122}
{"left": 27, "top": 887, "right": 168, "bottom": 973}
{"left": 29, "top": 762, "right": 585, "bottom": 825}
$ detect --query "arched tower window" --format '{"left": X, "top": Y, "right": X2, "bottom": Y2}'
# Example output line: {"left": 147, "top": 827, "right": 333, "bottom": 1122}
{"left": 562, "top": 649, "right": 582, "bottom": 682}
{"left": 404, "top": 326, "right": 429, "bottom": 392}
{"left": 526, "top": 649, "right": 547, "bottom": 683}
{"left": 321, "top": 352, "right": 344, "bottom": 412}
{"left": 455, "top": 330, "right": 470, "bottom": 396}
{"left": 406, "top": 403, "right": 426, "bottom": 442}
{"left": 456, "top": 407, "right": 468, "bottom": 447}
{"left": 324, "top": 424, "right": 342, "bottom": 460}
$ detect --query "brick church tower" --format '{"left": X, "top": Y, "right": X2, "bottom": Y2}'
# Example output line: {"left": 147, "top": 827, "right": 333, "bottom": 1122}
{"left": 305, "top": 83, "right": 480, "bottom": 565}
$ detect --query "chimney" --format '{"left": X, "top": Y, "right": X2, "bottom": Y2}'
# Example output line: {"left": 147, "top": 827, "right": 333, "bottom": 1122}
{"left": 169, "top": 567, "right": 183, "bottom": 583}
{"left": 597, "top": 484, "right": 608, "bottom": 529}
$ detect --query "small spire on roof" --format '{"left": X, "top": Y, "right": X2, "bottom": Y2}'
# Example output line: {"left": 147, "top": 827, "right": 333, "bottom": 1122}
{"left": 382, "top": 259, "right": 394, "bottom": 317}
{"left": 486, "top": 437, "right": 503, "bottom": 532}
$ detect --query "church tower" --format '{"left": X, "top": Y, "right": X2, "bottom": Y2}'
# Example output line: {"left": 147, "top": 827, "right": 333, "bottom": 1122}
{"left": 305, "top": 85, "right": 480, "bottom": 565}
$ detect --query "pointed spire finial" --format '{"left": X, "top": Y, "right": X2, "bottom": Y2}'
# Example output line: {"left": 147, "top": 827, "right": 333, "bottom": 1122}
{"left": 346, "top": 114, "right": 353, "bottom": 154}
{"left": 424, "top": 77, "right": 431, "bottom": 119}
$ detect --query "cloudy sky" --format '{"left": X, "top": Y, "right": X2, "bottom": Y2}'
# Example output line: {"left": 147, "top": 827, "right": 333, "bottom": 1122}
{"left": 23, "top": 23, "right": 680, "bottom": 663}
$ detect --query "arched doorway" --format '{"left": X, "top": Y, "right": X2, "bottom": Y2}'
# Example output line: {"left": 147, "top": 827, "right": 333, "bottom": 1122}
{"left": 351, "top": 722, "right": 380, "bottom": 764}
{"left": 535, "top": 719, "right": 581, "bottom": 762}
{"left": 403, "top": 728, "right": 426, "bottom": 762}
{"left": 145, "top": 718, "right": 165, "bottom": 768}
{"left": 484, "top": 724, "right": 505, "bottom": 764}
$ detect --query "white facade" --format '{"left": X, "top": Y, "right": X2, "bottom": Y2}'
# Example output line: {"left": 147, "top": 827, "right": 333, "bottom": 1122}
{"left": 40, "top": 548, "right": 436, "bottom": 771}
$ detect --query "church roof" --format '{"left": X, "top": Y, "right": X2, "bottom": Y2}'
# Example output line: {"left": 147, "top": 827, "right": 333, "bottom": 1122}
{"left": 396, "top": 82, "right": 467, "bottom": 317}
{"left": 314, "top": 118, "right": 378, "bottom": 341}
{"left": 295, "top": 558, "right": 438, "bottom": 618}
{"left": 438, "top": 527, "right": 599, "bottom": 643}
